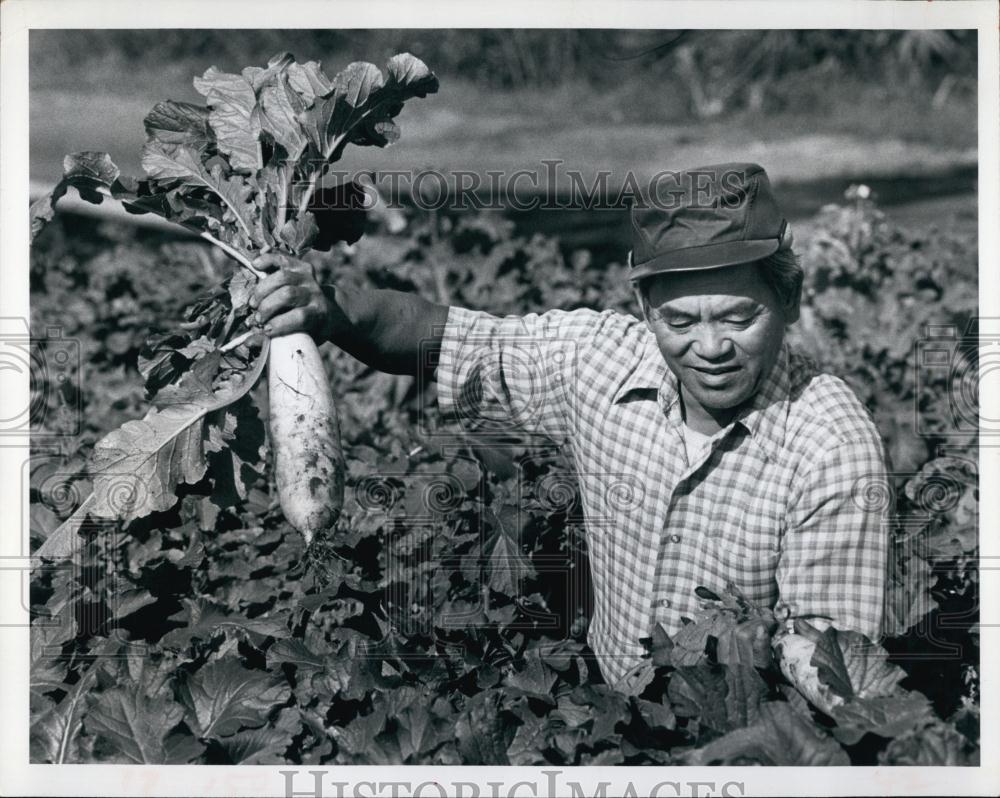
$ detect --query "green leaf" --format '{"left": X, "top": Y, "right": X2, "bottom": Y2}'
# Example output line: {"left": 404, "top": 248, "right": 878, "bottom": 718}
{"left": 774, "top": 629, "right": 845, "bottom": 713}
{"left": 634, "top": 697, "right": 676, "bottom": 731}
{"left": 669, "top": 664, "right": 766, "bottom": 734}
{"left": 192, "top": 67, "right": 261, "bottom": 171}
{"left": 122, "top": 654, "right": 177, "bottom": 701}
{"left": 506, "top": 715, "right": 550, "bottom": 765}
{"left": 395, "top": 696, "right": 454, "bottom": 761}
{"left": 286, "top": 60, "right": 334, "bottom": 105}
{"left": 810, "top": 628, "right": 905, "bottom": 700}
{"left": 251, "top": 158, "right": 293, "bottom": 236}
{"left": 715, "top": 616, "right": 775, "bottom": 669}
{"left": 723, "top": 664, "right": 769, "bottom": 730}
{"left": 879, "top": 720, "right": 974, "bottom": 765}
{"left": 297, "top": 707, "right": 334, "bottom": 761}
{"left": 165, "top": 730, "right": 207, "bottom": 764}
{"left": 204, "top": 395, "right": 266, "bottom": 507}
{"left": 504, "top": 649, "right": 557, "bottom": 697}
{"left": 84, "top": 686, "right": 185, "bottom": 763}
{"left": 277, "top": 212, "right": 319, "bottom": 255}
{"left": 241, "top": 51, "right": 295, "bottom": 92}
{"left": 124, "top": 181, "right": 224, "bottom": 232}
{"left": 456, "top": 691, "right": 511, "bottom": 765}
{"left": 153, "top": 350, "right": 223, "bottom": 407}
{"left": 299, "top": 54, "right": 438, "bottom": 160}
{"left": 143, "top": 100, "right": 213, "bottom": 155}
{"left": 61, "top": 151, "right": 121, "bottom": 201}
{"left": 346, "top": 53, "right": 438, "bottom": 149}
{"left": 650, "top": 621, "right": 674, "bottom": 667}
{"left": 30, "top": 691, "right": 86, "bottom": 763}
{"left": 30, "top": 151, "right": 123, "bottom": 240}
{"left": 140, "top": 143, "right": 258, "bottom": 245}
{"left": 227, "top": 270, "right": 256, "bottom": 310}
{"left": 334, "top": 706, "right": 387, "bottom": 757}
{"left": 266, "top": 638, "right": 328, "bottom": 671}
{"left": 113, "top": 587, "right": 159, "bottom": 620}
{"left": 480, "top": 508, "right": 535, "bottom": 595}
{"left": 537, "top": 639, "right": 587, "bottom": 673}
{"left": 89, "top": 402, "right": 208, "bottom": 518}
{"left": 29, "top": 639, "right": 120, "bottom": 763}
{"left": 216, "top": 726, "right": 294, "bottom": 764}
{"left": 31, "top": 620, "right": 75, "bottom": 694}
{"left": 573, "top": 684, "right": 630, "bottom": 741}
{"left": 259, "top": 78, "right": 309, "bottom": 161}
{"left": 178, "top": 657, "right": 291, "bottom": 739}
{"left": 552, "top": 695, "right": 591, "bottom": 729}
{"left": 33, "top": 341, "right": 268, "bottom": 568}
{"left": 829, "top": 692, "right": 937, "bottom": 745}
{"left": 687, "top": 702, "right": 850, "bottom": 766}
{"left": 670, "top": 611, "right": 736, "bottom": 666}
{"left": 385, "top": 52, "right": 440, "bottom": 97}
{"left": 162, "top": 598, "right": 289, "bottom": 649}
{"left": 326, "top": 62, "right": 385, "bottom": 144}
{"left": 140, "top": 140, "right": 205, "bottom": 181}
{"left": 695, "top": 585, "right": 722, "bottom": 601}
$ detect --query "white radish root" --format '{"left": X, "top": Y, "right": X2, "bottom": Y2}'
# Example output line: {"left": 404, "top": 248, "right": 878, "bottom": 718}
{"left": 267, "top": 332, "right": 345, "bottom": 545}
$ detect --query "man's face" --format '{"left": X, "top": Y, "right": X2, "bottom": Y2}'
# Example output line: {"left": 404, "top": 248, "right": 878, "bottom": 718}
{"left": 636, "top": 261, "right": 796, "bottom": 420}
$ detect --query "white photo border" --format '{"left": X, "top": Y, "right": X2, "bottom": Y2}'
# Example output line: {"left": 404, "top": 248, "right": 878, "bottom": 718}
{"left": 1, "top": 1, "right": 997, "bottom": 795}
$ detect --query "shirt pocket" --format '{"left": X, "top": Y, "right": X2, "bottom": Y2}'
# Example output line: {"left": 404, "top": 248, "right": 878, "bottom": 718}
{"left": 718, "top": 495, "right": 785, "bottom": 577}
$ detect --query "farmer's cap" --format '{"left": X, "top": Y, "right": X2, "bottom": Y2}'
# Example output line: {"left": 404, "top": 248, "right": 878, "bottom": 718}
{"left": 627, "top": 162, "right": 793, "bottom": 281}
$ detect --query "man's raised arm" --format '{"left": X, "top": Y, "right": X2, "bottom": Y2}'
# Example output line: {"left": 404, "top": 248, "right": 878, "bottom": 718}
{"left": 249, "top": 253, "right": 449, "bottom": 377}
{"left": 250, "top": 252, "right": 596, "bottom": 446}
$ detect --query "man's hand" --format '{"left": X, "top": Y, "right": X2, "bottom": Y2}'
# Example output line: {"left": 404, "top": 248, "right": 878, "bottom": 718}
{"left": 249, "top": 253, "right": 334, "bottom": 341}
{"left": 772, "top": 617, "right": 844, "bottom": 715}
{"left": 243, "top": 255, "right": 448, "bottom": 375}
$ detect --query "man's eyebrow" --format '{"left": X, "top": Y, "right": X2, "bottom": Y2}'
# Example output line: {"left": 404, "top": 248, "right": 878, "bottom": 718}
{"left": 714, "top": 299, "right": 761, "bottom": 317}
{"left": 656, "top": 306, "right": 697, "bottom": 318}
{"left": 656, "top": 299, "right": 761, "bottom": 319}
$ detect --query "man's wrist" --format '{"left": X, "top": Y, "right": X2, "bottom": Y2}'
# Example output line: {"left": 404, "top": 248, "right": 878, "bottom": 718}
{"left": 319, "top": 283, "right": 340, "bottom": 343}
{"left": 320, "top": 282, "right": 369, "bottom": 346}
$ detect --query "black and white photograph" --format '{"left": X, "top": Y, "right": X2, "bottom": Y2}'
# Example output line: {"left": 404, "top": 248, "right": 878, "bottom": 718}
{"left": 1, "top": 1, "right": 997, "bottom": 795}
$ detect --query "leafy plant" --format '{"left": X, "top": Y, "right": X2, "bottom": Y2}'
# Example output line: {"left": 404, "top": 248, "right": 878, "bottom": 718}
{"left": 31, "top": 51, "right": 438, "bottom": 557}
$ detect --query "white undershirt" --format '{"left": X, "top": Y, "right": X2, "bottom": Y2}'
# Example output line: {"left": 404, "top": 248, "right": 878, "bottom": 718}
{"left": 681, "top": 422, "right": 713, "bottom": 462}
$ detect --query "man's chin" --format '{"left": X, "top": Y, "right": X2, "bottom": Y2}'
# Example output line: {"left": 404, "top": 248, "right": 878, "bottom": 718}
{"left": 683, "top": 382, "right": 754, "bottom": 413}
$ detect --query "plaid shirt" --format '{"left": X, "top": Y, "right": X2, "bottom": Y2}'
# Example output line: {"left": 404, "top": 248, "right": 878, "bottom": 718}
{"left": 436, "top": 306, "right": 889, "bottom": 689}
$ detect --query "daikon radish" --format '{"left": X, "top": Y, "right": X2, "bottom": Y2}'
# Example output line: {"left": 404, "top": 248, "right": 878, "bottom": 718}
{"left": 267, "top": 332, "right": 345, "bottom": 545}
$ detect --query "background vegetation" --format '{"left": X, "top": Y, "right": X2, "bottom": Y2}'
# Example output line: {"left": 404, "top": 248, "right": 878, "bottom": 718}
{"left": 35, "top": 29, "right": 976, "bottom": 117}
{"left": 31, "top": 29, "right": 977, "bottom": 192}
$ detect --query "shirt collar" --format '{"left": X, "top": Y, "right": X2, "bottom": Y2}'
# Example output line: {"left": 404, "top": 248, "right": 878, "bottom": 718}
{"left": 734, "top": 342, "right": 791, "bottom": 460}
{"left": 612, "top": 332, "right": 667, "bottom": 404}
{"left": 612, "top": 333, "right": 791, "bottom": 461}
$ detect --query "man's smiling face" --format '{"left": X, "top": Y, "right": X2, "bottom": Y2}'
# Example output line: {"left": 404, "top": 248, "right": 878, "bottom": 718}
{"left": 636, "top": 260, "right": 798, "bottom": 430}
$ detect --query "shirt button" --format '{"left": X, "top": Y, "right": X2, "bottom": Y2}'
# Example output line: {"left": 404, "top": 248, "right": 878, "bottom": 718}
{"left": 669, "top": 534, "right": 681, "bottom": 543}
{"left": 658, "top": 598, "right": 672, "bottom": 609}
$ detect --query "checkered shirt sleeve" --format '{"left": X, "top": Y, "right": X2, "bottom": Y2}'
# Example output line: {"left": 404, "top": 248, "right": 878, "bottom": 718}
{"left": 776, "top": 433, "right": 889, "bottom": 639}
{"left": 435, "top": 305, "right": 598, "bottom": 444}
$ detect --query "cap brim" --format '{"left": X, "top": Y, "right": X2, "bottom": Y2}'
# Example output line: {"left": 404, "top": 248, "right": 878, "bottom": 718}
{"left": 628, "top": 238, "right": 780, "bottom": 281}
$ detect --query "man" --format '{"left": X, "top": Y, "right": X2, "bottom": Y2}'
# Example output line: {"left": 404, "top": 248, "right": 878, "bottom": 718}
{"left": 249, "top": 162, "right": 889, "bottom": 700}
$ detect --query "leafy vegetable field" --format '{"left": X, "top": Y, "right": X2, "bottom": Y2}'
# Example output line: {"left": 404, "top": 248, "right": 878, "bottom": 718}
{"left": 29, "top": 186, "right": 979, "bottom": 765}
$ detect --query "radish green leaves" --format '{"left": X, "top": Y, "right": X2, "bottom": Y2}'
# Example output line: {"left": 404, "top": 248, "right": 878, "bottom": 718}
{"left": 29, "top": 51, "right": 438, "bottom": 563}
{"left": 31, "top": 51, "right": 439, "bottom": 260}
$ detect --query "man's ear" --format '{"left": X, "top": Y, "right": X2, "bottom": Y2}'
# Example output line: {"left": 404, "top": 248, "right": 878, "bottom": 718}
{"left": 783, "top": 281, "right": 802, "bottom": 325}
{"left": 633, "top": 283, "right": 648, "bottom": 324}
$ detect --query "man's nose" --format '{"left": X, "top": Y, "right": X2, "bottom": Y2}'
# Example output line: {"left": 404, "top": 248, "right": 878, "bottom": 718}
{"left": 692, "top": 325, "right": 734, "bottom": 360}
